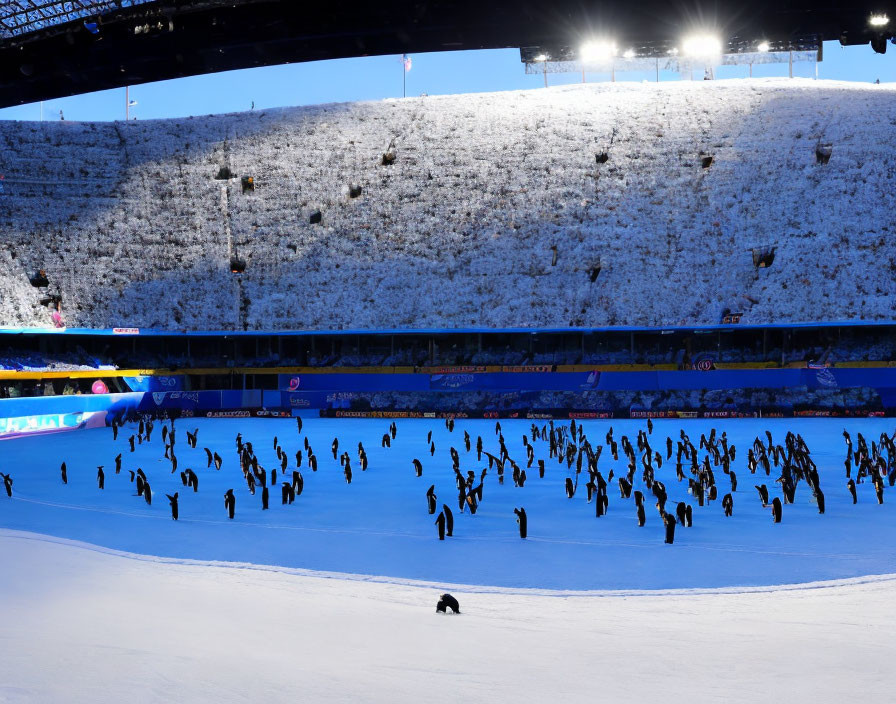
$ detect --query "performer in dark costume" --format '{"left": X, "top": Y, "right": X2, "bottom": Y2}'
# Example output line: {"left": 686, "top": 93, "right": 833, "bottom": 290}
{"left": 442, "top": 504, "right": 454, "bottom": 537}
{"left": 426, "top": 485, "right": 437, "bottom": 514}
{"left": 224, "top": 488, "right": 236, "bottom": 519}
{"left": 436, "top": 593, "right": 460, "bottom": 614}
{"left": 514, "top": 507, "right": 528, "bottom": 538}
{"left": 663, "top": 512, "right": 676, "bottom": 544}
{"left": 166, "top": 492, "right": 178, "bottom": 520}
{"left": 722, "top": 493, "right": 733, "bottom": 517}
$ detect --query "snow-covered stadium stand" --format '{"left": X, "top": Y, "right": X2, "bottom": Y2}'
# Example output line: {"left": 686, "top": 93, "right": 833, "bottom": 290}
{"left": 0, "top": 78, "right": 893, "bottom": 331}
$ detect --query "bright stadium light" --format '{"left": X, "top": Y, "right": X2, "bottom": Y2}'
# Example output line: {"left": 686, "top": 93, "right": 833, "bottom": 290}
{"left": 682, "top": 34, "right": 723, "bottom": 57}
{"left": 757, "top": 41, "right": 770, "bottom": 52}
{"left": 668, "top": 47, "right": 679, "bottom": 55}
{"left": 622, "top": 48, "right": 636, "bottom": 59}
{"left": 869, "top": 13, "right": 890, "bottom": 27}
{"left": 580, "top": 40, "right": 617, "bottom": 62}
{"left": 534, "top": 53, "right": 548, "bottom": 62}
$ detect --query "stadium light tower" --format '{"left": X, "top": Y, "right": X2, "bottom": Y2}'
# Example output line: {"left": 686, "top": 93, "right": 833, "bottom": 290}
{"left": 869, "top": 13, "right": 891, "bottom": 53}
{"left": 682, "top": 33, "right": 723, "bottom": 80}
{"left": 580, "top": 40, "right": 616, "bottom": 63}
{"left": 682, "top": 34, "right": 723, "bottom": 57}
{"left": 580, "top": 40, "right": 617, "bottom": 82}
{"left": 534, "top": 53, "right": 549, "bottom": 87}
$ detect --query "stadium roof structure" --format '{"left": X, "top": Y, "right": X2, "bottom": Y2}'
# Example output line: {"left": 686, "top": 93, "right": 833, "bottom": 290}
{"left": 0, "top": 1, "right": 155, "bottom": 39}
{"left": 0, "top": 0, "right": 895, "bottom": 108}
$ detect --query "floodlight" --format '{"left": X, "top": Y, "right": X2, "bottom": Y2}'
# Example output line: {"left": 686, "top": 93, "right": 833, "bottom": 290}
{"left": 757, "top": 41, "right": 770, "bottom": 52}
{"left": 534, "top": 54, "right": 548, "bottom": 62}
{"left": 682, "top": 34, "right": 723, "bottom": 57}
{"left": 870, "top": 14, "right": 890, "bottom": 27}
{"left": 622, "top": 48, "right": 636, "bottom": 59}
{"left": 580, "top": 40, "right": 617, "bottom": 62}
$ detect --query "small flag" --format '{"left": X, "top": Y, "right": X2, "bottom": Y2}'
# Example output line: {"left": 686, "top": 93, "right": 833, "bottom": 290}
{"left": 128, "top": 100, "right": 138, "bottom": 107}
{"left": 402, "top": 54, "right": 412, "bottom": 72}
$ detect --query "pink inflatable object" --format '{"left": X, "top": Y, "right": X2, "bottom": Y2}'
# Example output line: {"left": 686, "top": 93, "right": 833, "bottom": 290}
{"left": 91, "top": 380, "right": 109, "bottom": 394}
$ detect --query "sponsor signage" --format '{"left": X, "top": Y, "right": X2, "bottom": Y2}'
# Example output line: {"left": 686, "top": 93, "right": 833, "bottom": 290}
{"left": 431, "top": 366, "right": 487, "bottom": 374}
{"left": 0, "top": 412, "right": 87, "bottom": 437}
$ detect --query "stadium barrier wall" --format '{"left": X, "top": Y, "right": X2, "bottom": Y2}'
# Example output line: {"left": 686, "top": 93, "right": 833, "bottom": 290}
{"left": 276, "top": 369, "right": 896, "bottom": 394}
{"left": 0, "top": 393, "right": 144, "bottom": 440}
{"left": 1, "top": 364, "right": 895, "bottom": 439}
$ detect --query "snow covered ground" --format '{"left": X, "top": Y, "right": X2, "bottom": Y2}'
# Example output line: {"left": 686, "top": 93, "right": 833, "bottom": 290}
{"left": 2, "top": 416, "right": 895, "bottom": 701}
{"left": 0, "top": 79, "right": 894, "bottom": 330}
{"left": 1, "top": 417, "right": 894, "bottom": 590}
{"left": 1, "top": 529, "right": 894, "bottom": 704}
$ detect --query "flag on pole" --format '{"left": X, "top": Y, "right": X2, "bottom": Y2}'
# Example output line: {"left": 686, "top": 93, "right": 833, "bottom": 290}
{"left": 402, "top": 54, "right": 412, "bottom": 72}
{"left": 128, "top": 100, "right": 138, "bottom": 107}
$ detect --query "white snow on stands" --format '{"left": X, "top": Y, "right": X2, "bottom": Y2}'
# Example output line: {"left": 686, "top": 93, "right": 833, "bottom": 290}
{"left": 0, "top": 78, "right": 894, "bottom": 331}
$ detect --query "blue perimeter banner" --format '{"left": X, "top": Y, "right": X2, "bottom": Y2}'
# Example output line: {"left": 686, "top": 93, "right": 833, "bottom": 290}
{"left": 278, "top": 369, "right": 896, "bottom": 393}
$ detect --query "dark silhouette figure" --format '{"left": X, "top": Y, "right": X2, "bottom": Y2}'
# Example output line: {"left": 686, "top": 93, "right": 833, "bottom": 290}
{"left": 514, "top": 507, "right": 528, "bottom": 538}
{"left": 663, "top": 513, "right": 676, "bottom": 544}
{"left": 167, "top": 492, "right": 178, "bottom": 520}
{"left": 436, "top": 593, "right": 460, "bottom": 614}
{"left": 426, "top": 485, "right": 437, "bottom": 514}
{"left": 442, "top": 504, "right": 454, "bottom": 537}
{"left": 435, "top": 511, "right": 446, "bottom": 540}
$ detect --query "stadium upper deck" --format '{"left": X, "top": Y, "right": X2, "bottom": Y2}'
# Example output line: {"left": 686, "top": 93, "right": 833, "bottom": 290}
{"left": 0, "top": 79, "right": 893, "bottom": 332}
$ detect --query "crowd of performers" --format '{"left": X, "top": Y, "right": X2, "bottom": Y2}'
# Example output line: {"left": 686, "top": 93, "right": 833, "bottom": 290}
{"left": 1, "top": 410, "right": 894, "bottom": 547}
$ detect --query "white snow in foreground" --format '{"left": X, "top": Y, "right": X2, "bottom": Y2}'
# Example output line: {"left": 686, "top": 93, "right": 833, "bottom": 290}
{"left": 1, "top": 417, "right": 895, "bottom": 590}
{"left": 0, "top": 79, "right": 894, "bottom": 330}
{"left": 0, "top": 529, "right": 892, "bottom": 704}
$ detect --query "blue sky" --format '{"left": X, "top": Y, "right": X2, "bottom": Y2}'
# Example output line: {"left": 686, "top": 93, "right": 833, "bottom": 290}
{"left": 0, "top": 40, "right": 893, "bottom": 122}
